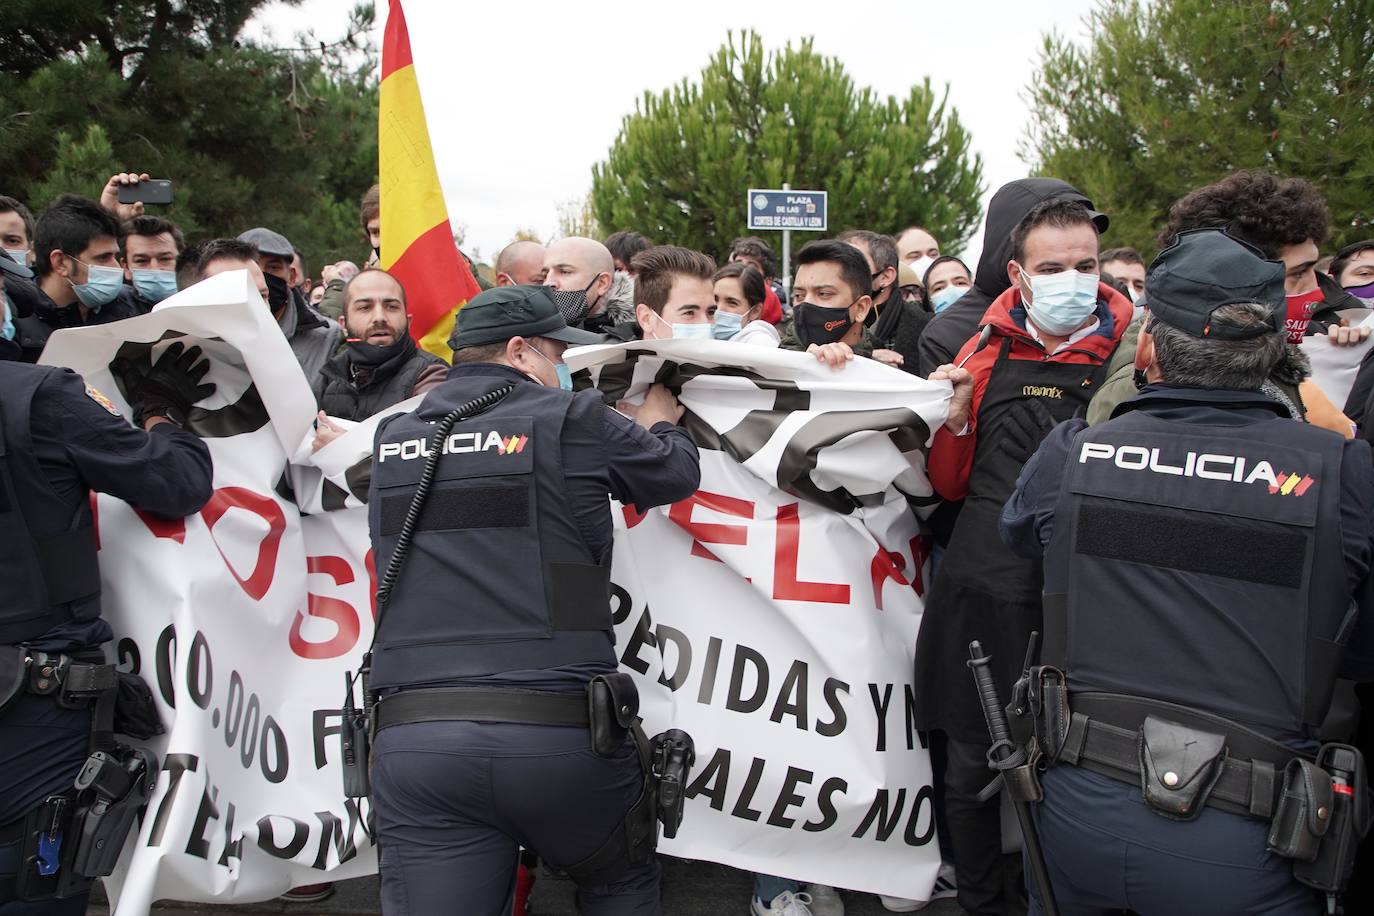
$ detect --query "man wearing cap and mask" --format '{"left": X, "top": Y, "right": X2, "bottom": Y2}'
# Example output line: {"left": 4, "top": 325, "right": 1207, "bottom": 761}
{"left": 1000, "top": 228, "right": 1374, "bottom": 915}
{"left": 365, "top": 284, "right": 700, "bottom": 915}
{"left": 237, "top": 227, "right": 343, "bottom": 386}
{"left": 310, "top": 269, "right": 446, "bottom": 434}
{"left": 13, "top": 195, "right": 148, "bottom": 363}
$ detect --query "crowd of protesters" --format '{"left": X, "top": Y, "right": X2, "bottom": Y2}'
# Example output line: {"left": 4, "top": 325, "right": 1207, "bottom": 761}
{"left": 4, "top": 166, "right": 1374, "bottom": 916}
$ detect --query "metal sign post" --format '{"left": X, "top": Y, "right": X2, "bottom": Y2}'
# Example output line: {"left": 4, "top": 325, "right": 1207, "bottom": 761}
{"left": 746, "top": 185, "right": 828, "bottom": 297}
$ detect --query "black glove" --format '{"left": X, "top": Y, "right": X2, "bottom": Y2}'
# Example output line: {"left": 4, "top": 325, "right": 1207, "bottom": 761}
{"left": 112, "top": 341, "right": 215, "bottom": 427}
{"left": 997, "top": 398, "right": 1058, "bottom": 464}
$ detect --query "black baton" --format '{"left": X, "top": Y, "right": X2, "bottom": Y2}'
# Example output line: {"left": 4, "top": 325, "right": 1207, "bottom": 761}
{"left": 968, "top": 639, "right": 1060, "bottom": 916}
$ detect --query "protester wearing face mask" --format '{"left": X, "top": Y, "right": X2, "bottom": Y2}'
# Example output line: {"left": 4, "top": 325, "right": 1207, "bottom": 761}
{"left": 542, "top": 236, "right": 622, "bottom": 336}
{"left": 711, "top": 262, "right": 779, "bottom": 346}
{"left": 0, "top": 195, "right": 36, "bottom": 269}
{"left": 12, "top": 195, "right": 146, "bottom": 363}
{"left": 924, "top": 256, "right": 974, "bottom": 315}
{"left": 624, "top": 245, "right": 718, "bottom": 342}
{"left": 0, "top": 250, "right": 34, "bottom": 360}
{"left": 365, "top": 283, "right": 697, "bottom": 916}
{"left": 121, "top": 215, "right": 184, "bottom": 308}
{"left": 237, "top": 226, "right": 344, "bottom": 389}
{"left": 779, "top": 240, "right": 877, "bottom": 370}
{"left": 309, "top": 270, "right": 447, "bottom": 449}
{"left": 913, "top": 198, "right": 1132, "bottom": 916}
{"left": 1332, "top": 240, "right": 1374, "bottom": 307}
{"left": 839, "top": 229, "right": 932, "bottom": 373}
{"left": 1098, "top": 247, "right": 1146, "bottom": 305}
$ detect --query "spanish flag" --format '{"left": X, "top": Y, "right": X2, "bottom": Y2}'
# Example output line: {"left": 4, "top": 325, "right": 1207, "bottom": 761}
{"left": 379, "top": 0, "right": 480, "bottom": 361}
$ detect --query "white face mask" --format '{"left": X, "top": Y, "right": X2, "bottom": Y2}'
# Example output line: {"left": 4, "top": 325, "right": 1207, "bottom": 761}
{"left": 653, "top": 311, "right": 712, "bottom": 340}
{"left": 910, "top": 255, "right": 936, "bottom": 283}
{"left": 1019, "top": 267, "right": 1101, "bottom": 336}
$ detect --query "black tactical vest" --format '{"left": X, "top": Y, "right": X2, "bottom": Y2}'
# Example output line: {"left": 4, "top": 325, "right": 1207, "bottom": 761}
{"left": 0, "top": 363, "right": 102, "bottom": 643}
{"left": 1043, "top": 397, "right": 1351, "bottom": 742}
{"left": 367, "top": 375, "right": 616, "bottom": 690}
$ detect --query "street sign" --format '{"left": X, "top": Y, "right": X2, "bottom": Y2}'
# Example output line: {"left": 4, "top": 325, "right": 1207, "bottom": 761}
{"left": 746, "top": 188, "right": 828, "bottom": 232}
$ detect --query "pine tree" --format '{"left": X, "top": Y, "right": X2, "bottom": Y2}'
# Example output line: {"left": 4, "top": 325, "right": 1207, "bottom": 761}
{"left": 1024, "top": 0, "right": 1374, "bottom": 257}
{"left": 590, "top": 31, "right": 984, "bottom": 263}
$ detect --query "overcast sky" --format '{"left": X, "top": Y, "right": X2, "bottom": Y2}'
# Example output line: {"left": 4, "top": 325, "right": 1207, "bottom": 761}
{"left": 249, "top": 0, "right": 1099, "bottom": 266}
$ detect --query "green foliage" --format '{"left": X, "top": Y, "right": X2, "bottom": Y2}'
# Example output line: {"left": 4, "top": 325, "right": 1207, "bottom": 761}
{"left": 0, "top": 1, "right": 379, "bottom": 265}
{"left": 590, "top": 31, "right": 985, "bottom": 264}
{"left": 1024, "top": 0, "right": 1374, "bottom": 258}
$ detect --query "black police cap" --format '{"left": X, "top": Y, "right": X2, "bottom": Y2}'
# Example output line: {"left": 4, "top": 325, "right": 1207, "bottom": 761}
{"left": 449, "top": 284, "right": 602, "bottom": 350}
{"left": 1145, "top": 229, "right": 1286, "bottom": 340}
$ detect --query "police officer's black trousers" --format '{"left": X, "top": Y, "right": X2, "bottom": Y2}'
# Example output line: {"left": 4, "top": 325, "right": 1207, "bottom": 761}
{"left": 930, "top": 731, "right": 1026, "bottom": 916}
{"left": 1030, "top": 767, "right": 1320, "bottom": 915}
{"left": 0, "top": 695, "right": 91, "bottom": 914}
{"left": 371, "top": 719, "right": 661, "bottom": 916}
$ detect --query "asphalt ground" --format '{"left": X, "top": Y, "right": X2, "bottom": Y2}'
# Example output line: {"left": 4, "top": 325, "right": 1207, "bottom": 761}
{"left": 87, "top": 859, "right": 967, "bottom": 915}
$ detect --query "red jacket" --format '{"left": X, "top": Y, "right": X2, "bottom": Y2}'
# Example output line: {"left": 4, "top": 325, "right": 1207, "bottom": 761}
{"left": 929, "top": 282, "right": 1133, "bottom": 500}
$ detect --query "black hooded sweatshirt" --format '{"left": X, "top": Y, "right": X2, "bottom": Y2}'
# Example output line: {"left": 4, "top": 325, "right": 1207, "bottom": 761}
{"left": 914, "top": 178, "right": 1106, "bottom": 376}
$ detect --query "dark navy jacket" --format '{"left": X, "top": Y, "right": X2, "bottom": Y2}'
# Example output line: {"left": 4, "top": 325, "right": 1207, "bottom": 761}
{"left": 0, "top": 360, "right": 213, "bottom": 650}
{"left": 1002, "top": 384, "right": 1374, "bottom": 693}
{"left": 370, "top": 362, "right": 700, "bottom": 693}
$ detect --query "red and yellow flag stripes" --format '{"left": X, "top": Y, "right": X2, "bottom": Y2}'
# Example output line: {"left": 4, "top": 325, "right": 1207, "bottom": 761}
{"left": 379, "top": 0, "right": 480, "bottom": 360}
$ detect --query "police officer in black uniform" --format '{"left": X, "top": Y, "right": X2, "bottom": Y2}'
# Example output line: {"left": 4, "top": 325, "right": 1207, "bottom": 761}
{"left": 365, "top": 285, "right": 700, "bottom": 916}
{"left": 1000, "top": 229, "right": 1374, "bottom": 914}
{"left": 0, "top": 253, "right": 217, "bottom": 914}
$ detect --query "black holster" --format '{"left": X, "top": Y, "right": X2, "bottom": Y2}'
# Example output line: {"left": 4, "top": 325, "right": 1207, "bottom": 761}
{"left": 1281, "top": 744, "right": 1370, "bottom": 899}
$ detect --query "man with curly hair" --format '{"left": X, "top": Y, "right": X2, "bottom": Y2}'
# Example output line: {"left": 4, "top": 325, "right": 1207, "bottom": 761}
{"left": 1088, "top": 171, "right": 1365, "bottom": 435}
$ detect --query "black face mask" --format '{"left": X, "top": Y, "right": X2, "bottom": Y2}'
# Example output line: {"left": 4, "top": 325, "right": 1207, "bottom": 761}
{"left": 794, "top": 301, "right": 856, "bottom": 348}
{"left": 550, "top": 275, "right": 602, "bottom": 324}
{"left": 348, "top": 334, "right": 412, "bottom": 368}
{"left": 264, "top": 273, "right": 292, "bottom": 315}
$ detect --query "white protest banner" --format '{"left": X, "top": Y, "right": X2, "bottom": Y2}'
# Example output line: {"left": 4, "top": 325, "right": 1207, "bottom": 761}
{"left": 44, "top": 297, "right": 953, "bottom": 908}
{"left": 1300, "top": 311, "right": 1374, "bottom": 411}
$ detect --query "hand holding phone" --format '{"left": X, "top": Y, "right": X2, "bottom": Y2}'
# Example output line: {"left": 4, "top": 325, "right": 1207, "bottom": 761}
{"left": 116, "top": 179, "right": 173, "bottom": 206}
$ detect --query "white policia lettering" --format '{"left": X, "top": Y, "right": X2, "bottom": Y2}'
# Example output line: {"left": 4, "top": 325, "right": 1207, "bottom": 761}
{"left": 1078, "top": 441, "right": 1281, "bottom": 488}
{"left": 377, "top": 430, "right": 524, "bottom": 462}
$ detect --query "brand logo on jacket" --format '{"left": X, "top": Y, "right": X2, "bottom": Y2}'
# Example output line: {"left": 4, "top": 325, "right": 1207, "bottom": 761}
{"left": 378, "top": 431, "right": 529, "bottom": 462}
{"left": 1022, "top": 385, "right": 1064, "bottom": 399}
{"left": 1078, "top": 441, "right": 1314, "bottom": 496}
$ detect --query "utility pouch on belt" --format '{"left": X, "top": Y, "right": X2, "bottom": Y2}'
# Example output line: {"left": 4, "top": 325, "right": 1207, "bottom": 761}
{"left": 1138, "top": 715, "right": 1227, "bottom": 821}
{"left": 340, "top": 671, "right": 371, "bottom": 800}
{"left": 1030, "top": 667, "right": 1070, "bottom": 763}
{"left": 1293, "top": 744, "right": 1370, "bottom": 898}
{"left": 1267, "top": 758, "right": 1332, "bottom": 862}
{"left": 112, "top": 672, "right": 163, "bottom": 739}
{"left": 588, "top": 673, "right": 639, "bottom": 758}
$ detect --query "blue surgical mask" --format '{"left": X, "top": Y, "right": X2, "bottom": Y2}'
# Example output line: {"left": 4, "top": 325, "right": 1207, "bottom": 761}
{"left": 67, "top": 259, "right": 124, "bottom": 311}
{"left": 4, "top": 248, "right": 28, "bottom": 267}
{"left": 529, "top": 343, "right": 573, "bottom": 391}
{"left": 1, "top": 292, "right": 14, "bottom": 341}
{"left": 712, "top": 310, "right": 744, "bottom": 340}
{"left": 930, "top": 284, "right": 969, "bottom": 314}
{"left": 131, "top": 268, "right": 178, "bottom": 304}
{"left": 1020, "top": 267, "right": 1100, "bottom": 336}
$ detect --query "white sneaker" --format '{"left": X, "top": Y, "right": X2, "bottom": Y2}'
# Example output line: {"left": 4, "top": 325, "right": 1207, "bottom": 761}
{"left": 751, "top": 890, "right": 814, "bottom": 916}
{"left": 879, "top": 863, "right": 957, "bottom": 911}
{"left": 804, "top": 884, "right": 845, "bottom": 916}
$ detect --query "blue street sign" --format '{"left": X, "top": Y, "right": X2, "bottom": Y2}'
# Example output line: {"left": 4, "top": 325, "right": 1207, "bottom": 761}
{"left": 746, "top": 189, "right": 828, "bottom": 231}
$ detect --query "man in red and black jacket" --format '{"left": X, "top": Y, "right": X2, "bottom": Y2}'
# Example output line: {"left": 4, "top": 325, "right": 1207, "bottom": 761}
{"left": 914, "top": 198, "right": 1133, "bottom": 916}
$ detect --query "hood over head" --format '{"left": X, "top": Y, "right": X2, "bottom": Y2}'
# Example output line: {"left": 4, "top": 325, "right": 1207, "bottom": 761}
{"left": 972, "top": 178, "right": 1108, "bottom": 298}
